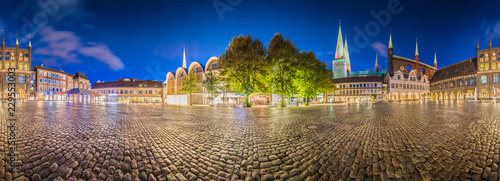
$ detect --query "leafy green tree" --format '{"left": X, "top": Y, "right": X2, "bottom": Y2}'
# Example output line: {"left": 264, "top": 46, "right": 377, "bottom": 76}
{"left": 293, "top": 51, "right": 335, "bottom": 105}
{"left": 203, "top": 65, "right": 221, "bottom": 106}
{"left": 219, "top": 35, "right": 267, "bottom": 107}
{"left": 267, "top": 33, "right": 299, "bottom": 107}
{"left": 370, "top": 94, "right": 377, "bottom": 100}
{"left": 180, "top": 71, "right": 200, "bottom": 106}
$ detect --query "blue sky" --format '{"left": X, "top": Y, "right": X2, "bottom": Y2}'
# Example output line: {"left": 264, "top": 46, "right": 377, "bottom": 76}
{"left": 1, "top": 0, "right": 499, "bottom": 83}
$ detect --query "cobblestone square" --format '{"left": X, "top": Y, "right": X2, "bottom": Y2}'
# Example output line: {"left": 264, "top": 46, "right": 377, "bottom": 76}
{"left": 1, "top": 101, "right": 500, "bottom": 181}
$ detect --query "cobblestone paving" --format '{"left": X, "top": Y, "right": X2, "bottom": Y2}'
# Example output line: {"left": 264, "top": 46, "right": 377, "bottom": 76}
{"left": 1, "top": 101, "right": 500, "bottom": 181}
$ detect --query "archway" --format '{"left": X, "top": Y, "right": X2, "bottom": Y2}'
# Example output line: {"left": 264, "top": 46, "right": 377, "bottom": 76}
{"left": 466, "top": 90, "right": 475, "bottom": 100}
{"left": 18, "top": 88, "right": 26, "bottom": 100}
{"left": 450, "top": 91, "right": 455, "bottom": 100}
{"left": 457, "top": 91, "right": 463, "bottom": 100}
{"left": 444, "top": 91, "right": 449, "bottom": 100}
{"left": 439, "top": 92, "right": 443, "bottom": 100}
{"left": 482, "top": 89, "right": 489, "bottom": 99}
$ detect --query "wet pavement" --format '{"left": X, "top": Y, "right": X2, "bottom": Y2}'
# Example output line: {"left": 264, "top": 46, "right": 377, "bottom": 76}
{"left": 1, "top": 101, "right": 500, "bottom": 181}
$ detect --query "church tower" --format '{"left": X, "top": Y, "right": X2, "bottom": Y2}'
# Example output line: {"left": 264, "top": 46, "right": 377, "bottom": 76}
{"left": 332, "top": 21, "right": 347, "bottom": 79}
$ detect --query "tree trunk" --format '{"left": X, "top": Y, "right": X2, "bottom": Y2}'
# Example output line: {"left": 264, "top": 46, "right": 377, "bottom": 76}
{"left": 280, "top": 93, "right": 285, "bottom": 107}
{"left": 190, "top": 93, "right": 193, "bottom": 106}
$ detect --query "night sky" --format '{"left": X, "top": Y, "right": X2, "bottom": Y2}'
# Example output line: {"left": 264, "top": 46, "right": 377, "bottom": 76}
{"left": 1, "top": 0, "right": 499, "bottom": 84}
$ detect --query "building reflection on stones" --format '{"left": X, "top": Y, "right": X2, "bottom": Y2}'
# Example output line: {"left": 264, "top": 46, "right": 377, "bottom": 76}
{"left": 92, "top": 78, "right": 163, "bottom": 103}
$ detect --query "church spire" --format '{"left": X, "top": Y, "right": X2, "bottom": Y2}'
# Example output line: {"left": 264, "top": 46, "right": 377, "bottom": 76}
{"left": 477, "top": 36, "right": 480, "bottom": 49}
{"left": 28, "top": 34, "right": 31, "bottom": 48}
{"left": 344, "top": 34, "right": 350, "bottom": 72}
{"left": 415, "top": 38, "right": 419, "bottom": 56}
{"left": 2, "top": 30, "right": 4, "bottom": 47}
{"left": 15, "top": 32, "right": 19, "bottom": 45}
{"left": 375, "top": 53, "right": 379, "bottom": 72}
{"left": 489, "top": 33, "right": 492, "bottom": 49}
{"left": 335, "top": 20, "right": 344, "bottom": 59}
{"left": 388, "top": 30, "right": 393, "bottom": 49}
{"left": 434, "top": 51, "right": 437, "bottom": 69}
{"left": 182, "top": 44, "right": 186, "bottom": 68}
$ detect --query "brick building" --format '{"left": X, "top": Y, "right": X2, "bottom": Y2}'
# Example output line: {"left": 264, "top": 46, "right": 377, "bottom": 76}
{"left": 0, "top": 34, "right": 34, "bottom": 100}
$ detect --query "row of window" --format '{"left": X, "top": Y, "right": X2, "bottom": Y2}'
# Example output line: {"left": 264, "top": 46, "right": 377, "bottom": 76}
{"left": 1, "top": 62, "right": 29, "bottom": 70}
{"left": 39, "top": 78, "right": 67, "bottom": 86}
{"left": 95, "top": 89, "right": 159, "bottom": 95}
{"left": 391, "top": 83, "right": 428, "bottom": 90}
{"left": 433, "top": 75, "right": 500, "bottom": 89}
{"left": 478, "top": 63, "right": 500, "bottom": 71}
{"left": 333, "top": 89, "right": 381, "bottom": 95}
{"left": 96, "top": 84, "right": 158, "bottom": 88}
{"left": 39, "top": 71, "right": 66, "bottom": 79}
{"left": 337, "top": 83, "right": 379, "bottom": 89}
{"left": 6, "top": 75, "right": 26, "bottom": 83}
{"left": 39, "top": 85, "right": 66, "bottom": 92}
{"left": 0, "top": 56, "right": 29, "bottom": 61}
{"left": 0, "top": 52, "right": 29, "bottom": 57}
{"left": 395, "top": 75, "right": 427, "bottom": 83}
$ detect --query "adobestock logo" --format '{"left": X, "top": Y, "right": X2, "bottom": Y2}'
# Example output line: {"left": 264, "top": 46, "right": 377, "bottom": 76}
{"left": 213, "top": 0, "right": 243, "bottom": 22}
{"left": 350, "top": 0, "right": 404, "bottom": 54}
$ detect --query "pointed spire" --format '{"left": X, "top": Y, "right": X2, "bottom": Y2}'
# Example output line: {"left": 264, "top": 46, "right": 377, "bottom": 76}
{"left": 477, "top": 36, "right": 480, "bottom": 49}
{"left": 28, "top": 34, "right": 31, "bottom": 48}
{"left": 2, "top": 30, "right": 4, "bottom": 46}
{"left": 344, "top": 34, "right": 350, "bottom": 70}
{"left": 415, "top": 37, "right": 419, "bottom": 56}
{"left": 489, "top": 33, "right": 492, "bottom": 48}
{"left": 182, "top": 44, "right": 187, "bottom": 68}
{"left": 375, "top": 53, "right": 378, "bottom": 66}
{"left": 388, "top": 29, "right": 393, "bottom": 49}
{"left": 434, "top": 51, "right": 437, "bottom": 64}
{"left": 15, "top": 32, "right": 19, "bottom": 45}
{"left": 334, "top": 20, "right": 344, "bottom": 59}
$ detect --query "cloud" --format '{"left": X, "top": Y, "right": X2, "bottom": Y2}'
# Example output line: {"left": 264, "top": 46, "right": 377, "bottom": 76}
{"left": 492, "top": 20, "right": 500, "bottom": 39}
{"left": 370, "top": 42, "right": 388, "bottom": 57}
{"left": 327, "top": 51, "right": 334, "bottom": 55}
{"left": 34, "top": 27, "right": 81, "bottom": 63}
{"left": 79, "top": 43, "right": 124, "bottom": 71}
{"left": 34, "top": 27, "right": 124, "bottom": 70}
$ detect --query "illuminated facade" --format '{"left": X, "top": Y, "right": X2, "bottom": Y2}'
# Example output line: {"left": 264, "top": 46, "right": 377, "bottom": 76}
{"left": 386, "top": 33, "right": 435, "bottom": 101}
{"left": 430, "top": 37, "right": 500, "bottom": 100}
{"left": 0, "top": 34, "right": 34, "bottom": 100}
{"left": 33, "top": 65, "right": 91, "bottom": 101}
{"left": 327, "top": 23, "right": 386, "bottom": 103}
{"left": 165, "top": 55, "right": 228, "bottom": 105}
{"left": 92, "top": 78, "right": 163, "bottom": 103}
{"left": 332, "top": 24, "right": 351, "bottom": 79}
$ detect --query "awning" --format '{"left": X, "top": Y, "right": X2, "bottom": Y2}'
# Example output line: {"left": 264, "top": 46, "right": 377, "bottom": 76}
{"left": 65, "top": 88, "right": 93, "bottom": 95}
{"left": 224, "top": 93, "right": 245, "bottom": 98}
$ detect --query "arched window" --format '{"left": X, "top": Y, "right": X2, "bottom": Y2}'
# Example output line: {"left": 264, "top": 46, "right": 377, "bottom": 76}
{"left": 406, "top": 65, "right": 411, "bottom": 71}
{"left": 493, "top": 63, "right": 497, "bottom": 70}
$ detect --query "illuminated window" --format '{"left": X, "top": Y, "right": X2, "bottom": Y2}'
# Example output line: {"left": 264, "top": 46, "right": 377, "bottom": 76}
{"left": 479, "top": 64, "right": 484, "bottom": 71}
{"left": 494, "top": 75, "right": 500, "bottom": 83}
{"left": 493, "top": 63, "right": 497, "bottom": 70}
{"left": 481, "top": 75, "right": 487, "bottom": 83}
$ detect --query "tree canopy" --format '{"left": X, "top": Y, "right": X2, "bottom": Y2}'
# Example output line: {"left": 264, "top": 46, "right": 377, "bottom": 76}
{"left": 219, "top": 35, "right": 267, "bottom": 107}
